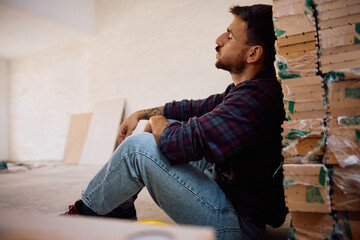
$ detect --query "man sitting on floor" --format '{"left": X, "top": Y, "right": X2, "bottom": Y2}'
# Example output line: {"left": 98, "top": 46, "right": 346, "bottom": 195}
{"left": 64, "top": 4, "right": 288, "bottom": 240}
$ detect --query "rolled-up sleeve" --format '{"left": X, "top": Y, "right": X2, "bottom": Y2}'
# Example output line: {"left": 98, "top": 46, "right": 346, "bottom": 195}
{"left": 163, "top": 84, "right": 234, "bottom": 121}
{"left": 159, "top": 83, "right": 267, "bottom": 165}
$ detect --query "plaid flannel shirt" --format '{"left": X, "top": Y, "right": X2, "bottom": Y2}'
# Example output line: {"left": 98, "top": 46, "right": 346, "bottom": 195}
{"left": 160, "top": 69, "right": 288, "bottom": 228}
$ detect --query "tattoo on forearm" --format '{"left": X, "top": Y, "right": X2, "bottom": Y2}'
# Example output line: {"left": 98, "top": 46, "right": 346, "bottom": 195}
{"left": 143, "top": 107, "right": 164, "bottom": 120}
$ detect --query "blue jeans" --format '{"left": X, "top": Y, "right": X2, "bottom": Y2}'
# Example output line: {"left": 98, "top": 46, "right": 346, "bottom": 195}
{"left": 81, "top": 132, "right": 265, "bottom": 240}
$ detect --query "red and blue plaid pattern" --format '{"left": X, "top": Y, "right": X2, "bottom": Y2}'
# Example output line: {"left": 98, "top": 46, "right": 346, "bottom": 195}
{"left": 160, "top": 69, "right": 288, "bottom": 228}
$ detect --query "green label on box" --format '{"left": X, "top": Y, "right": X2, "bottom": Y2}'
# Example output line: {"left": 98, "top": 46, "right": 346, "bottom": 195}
{"left": 305, "top": 0, "right": 315, "bottom": 13}
{"left": 285, "top": 129, "right": 310, "bottom": 140}
{"left": 355, "top": 36, "right": 360, "bottom": 45}
{"left": 340, "top": 116, "right": 360, "bottom": 126}
{"left": 356, "top": 129, "right": 360, "bottom": 142}
{"left": 356, "top": 22, "right": 360, "bottom": 35}
{"left": 324, "top": 71, "right": 345, "bottom": 84}
{"left": 318, "top": 166, "right": 326, "bottom": 186}
{"left": 306, "top": 186, "right": 325, "bottom": 204}
{"left": 275, "top": 28, "right": 286, "bottom": 37}
{"left": 345, "top": 87, "right": 360, "bottom": 99}
{"left": 343, "top": 221, "right": 353, "bottom": 239}
{"left": 283, "top": 178, "right": 295, "bottom": 188}
{"left": 288, "top": 101, "right": 295, "bottom": 114}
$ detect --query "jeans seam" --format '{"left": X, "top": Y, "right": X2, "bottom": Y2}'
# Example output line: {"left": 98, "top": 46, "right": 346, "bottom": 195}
{"left": 83, "top": 149, "right": 230, "bottom": 214}
{"left": 131, "top": 150, "right": 225, "bottom": 213}
{"left": 83, "top": 151, "right": 142, "bottom": 208}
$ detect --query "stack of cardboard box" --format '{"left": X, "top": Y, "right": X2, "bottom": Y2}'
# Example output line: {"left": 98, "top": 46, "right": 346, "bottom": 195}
{"left": 321, "top": 70, "right": 360, "bottom": 239}
{"left": 273, "top": 0, "right": 360, "bottom": 239}
{"left": 316, "top": 0, "right": 360, "bottom": 73}
{"left": 318, "top": 0, "right": 360, "bottom": 239}
{"left": 273, "top": 0, "right": 318, "bottom": 79}
{"left": 274, "top": 0, "right": 327, "bottom": 166}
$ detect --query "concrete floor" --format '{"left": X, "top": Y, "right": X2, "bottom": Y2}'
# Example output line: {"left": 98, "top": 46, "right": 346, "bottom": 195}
{"left": 0, "top": 162, "right": 290, "bottom": 239}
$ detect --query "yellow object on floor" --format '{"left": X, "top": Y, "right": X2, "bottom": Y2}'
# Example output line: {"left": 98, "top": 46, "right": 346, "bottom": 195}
{"left": 135, "top": 219, "right": 168, "bottom": 226}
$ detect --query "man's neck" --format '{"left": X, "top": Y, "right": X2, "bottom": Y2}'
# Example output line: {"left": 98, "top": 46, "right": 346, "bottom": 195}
{"left": 231, "top": 65, "right": 264, "bottom": 86}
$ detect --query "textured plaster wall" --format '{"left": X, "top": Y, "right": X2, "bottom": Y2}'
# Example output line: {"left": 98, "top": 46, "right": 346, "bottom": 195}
{"left": 8, "top": 0, "right": 271, "bottom": 161}
{"left": 0, "top": 59, "right": 8, "bottom": 161}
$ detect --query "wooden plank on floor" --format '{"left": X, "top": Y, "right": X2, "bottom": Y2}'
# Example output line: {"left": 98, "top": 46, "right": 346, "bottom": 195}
{"left": 80, "top": 98, "right": 125, "bottom": 165}
{"left": 63, "top": 113, "right": 92, "bottom": 164}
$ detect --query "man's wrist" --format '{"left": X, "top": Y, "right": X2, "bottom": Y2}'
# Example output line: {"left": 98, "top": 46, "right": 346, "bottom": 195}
{"left": 149, "top": 115, "right": 170, "bottom": 145}
{"left": 137, "top": 106, "right": 164, "bottom": 120}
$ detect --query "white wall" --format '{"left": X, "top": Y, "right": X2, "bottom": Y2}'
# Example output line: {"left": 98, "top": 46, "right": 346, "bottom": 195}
{"left": 8, "top": 0, "right": 272, "bottom": 162}
{"left": 5, "top": 0, "right": 95, "bottom": 34}
{"left": 0, "top": 0, "right": 93, "bottom": 59}
{"left": 0, "top": 59, "right": 8, "bottom": 161}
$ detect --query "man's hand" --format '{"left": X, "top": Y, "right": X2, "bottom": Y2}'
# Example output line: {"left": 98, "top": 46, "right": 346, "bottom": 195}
{"left": 117, "top": 112, "right": 141, "bottom": 145}
{"left": 148, "top": 115, "right": 170, "bottom": 145}
{"left": 117, "top": 106, "right": 165, "bottom": 145}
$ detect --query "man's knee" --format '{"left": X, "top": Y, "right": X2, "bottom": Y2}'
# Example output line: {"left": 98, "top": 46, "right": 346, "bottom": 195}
{"left": 118, "top": 132, "right": 158, "bottom": 153}
{"left": 123, "top": 132, "right": 156, "bottom": 145}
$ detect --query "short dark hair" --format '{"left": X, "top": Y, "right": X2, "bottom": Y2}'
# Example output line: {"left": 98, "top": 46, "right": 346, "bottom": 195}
{"left": 230, "top": 5, "right": 276, "bottom": 69}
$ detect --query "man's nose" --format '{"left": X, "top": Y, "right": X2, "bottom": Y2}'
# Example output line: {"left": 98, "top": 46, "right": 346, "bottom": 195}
{"left": 215, "top": 32, "right": 226, "bottom": 47}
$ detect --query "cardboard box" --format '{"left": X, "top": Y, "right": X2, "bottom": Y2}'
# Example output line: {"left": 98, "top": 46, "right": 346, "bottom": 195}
{"left": 318, "top": 4, "right": 360, "bottom": 21}
{"left": 275, "top": 51, "right": 318, "bottom": 79}
{"left": 277, "top": 41, "right": 318, "bottom": 55}
{"left": 315, "top": 0, "right": 359, "bottom": 13}
{"left": 288, "top": 212, "right": 334, "bottom": 240}
{"left": 318, "top": 24, "right": 360, "bottom": 49}
{"left": 319, "top": 49, "right": 360, "bottom": 65}
{"left": 336, "top": 212, "right": 360, "bottom": 240}
{"left": 282, "top": 76, "right": 324, "bottom": 102}
{"left": 288, "top": 211, "right": 360, "bottom": 240}
{"left": 318, "top": 13, "right": 360, "bottom": 29}
{"left": 321, "top": 44, "right": 360, "bottom": 57}
{"left": 326, "top": 79, "right": 360, "bottom": 117}
{"left": 331, "top": 165, "right": 360, "bottom": 211}
{"left": 283, "top": 164, "right": 331, "bottom": 213}
{"left": 274, "top": 14, "right": 316, "bottom": 38}
{"left": 273, "top": 0, "right": 315, "bottom": 18}
{"left": 282, "top": 119, "right": 325, "bottom": 163}
{"left": 284, "top": 99, "right": 327, "bottom": 120}
{"left": 324, "top": 116, "right": 360, "bottom": 165}
{"left": 277, "top": 31, "right": 317, "bottom": 47}
{"left": 323, "top": 67, "right": 360, "bottom": 81}
{"left": 320, "top": 59, "right": 360, "bottom": 74}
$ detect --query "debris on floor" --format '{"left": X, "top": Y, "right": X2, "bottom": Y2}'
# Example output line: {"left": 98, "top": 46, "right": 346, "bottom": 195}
{"left": 0, "top": 161, "right": 7, "bottom": 171}
{"left": 0, "top": 161, "right": 60, "bottom": 174}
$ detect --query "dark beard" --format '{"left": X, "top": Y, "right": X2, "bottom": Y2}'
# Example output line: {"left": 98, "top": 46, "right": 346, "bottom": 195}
{"left": 215, "top": 59, "right": 245, "bottom": 74}
{"left": 215, "top": 59, "right": 230, "bottom": 71}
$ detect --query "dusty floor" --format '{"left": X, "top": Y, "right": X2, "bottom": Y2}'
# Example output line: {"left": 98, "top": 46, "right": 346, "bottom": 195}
{"left": 0, "top": 162, "right": 290, "bottom": 239}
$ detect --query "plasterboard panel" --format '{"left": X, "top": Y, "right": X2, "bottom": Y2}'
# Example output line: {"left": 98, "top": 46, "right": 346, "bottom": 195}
{"left": 63, "top": 113, "right": 92, "bottom": 165}
{"left": 79, "top": 99, "right": 125, "bottom": 165}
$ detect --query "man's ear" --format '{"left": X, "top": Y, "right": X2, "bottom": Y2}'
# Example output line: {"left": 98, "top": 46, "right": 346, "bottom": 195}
{"left": 246, "top": 45, "right": 263, "bottom": 64}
